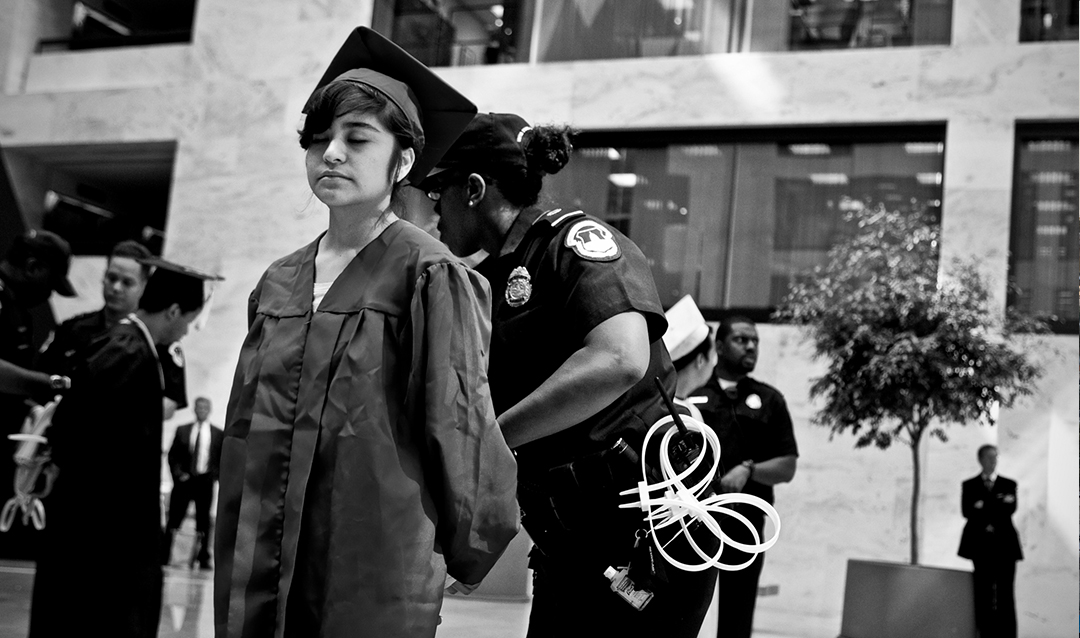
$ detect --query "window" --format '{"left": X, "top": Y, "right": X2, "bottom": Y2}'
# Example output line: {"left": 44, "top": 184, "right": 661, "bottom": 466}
{"left": 374, "top": 0, "right": 533, "bottom": 67}
{"left": 543, "top": 128, "right": 945, "bottom": 314}
{"left": 1008, "top": 123, "right": 1079, "bottom": 333}
{"left": 374, "top": 0, "right": 754, "bottom": 67}
{"left": 1, "top": 142, "right": 177, "bottom": 257}
{"left": 532, "top": 0, "right": 747, "bottom": 61}
{"left": 1020, "top": 0, "right": 1079, "bottom": 42}
{"left": 786, "top": 0, "right": 952, "bottom": 51}
{"left": 376, "top": 0, "right": 953, "bottom": 64}
{"left": 36, "top": 1, "right": 197, "bottom": 52}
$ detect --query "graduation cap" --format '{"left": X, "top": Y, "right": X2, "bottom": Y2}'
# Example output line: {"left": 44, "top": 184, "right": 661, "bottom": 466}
{"left": 663, "top": 295, "right": 711, "bottom": 362}
{"left": 138, "top": 257, "right": 224, "bottom": 329}
{"left": 304, "top": 27, "right": 477, "bottom": 184}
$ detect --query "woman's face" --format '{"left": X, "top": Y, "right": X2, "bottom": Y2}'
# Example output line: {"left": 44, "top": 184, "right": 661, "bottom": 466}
{"left": 305, "top": 111, "right": 413, "bottom": 211}
{"left": 430, "top": 174, "right": 483, "bottom": 257}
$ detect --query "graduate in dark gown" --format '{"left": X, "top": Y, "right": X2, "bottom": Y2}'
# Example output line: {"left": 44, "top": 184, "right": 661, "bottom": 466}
{"left": 29, "top": 260, "right": 220, "bottom": 638}
{"left": 214, "top": 28, "right": 519, "bottom": 638}
{"left": 39, "top": 240, "right": 191, "bottom": 418}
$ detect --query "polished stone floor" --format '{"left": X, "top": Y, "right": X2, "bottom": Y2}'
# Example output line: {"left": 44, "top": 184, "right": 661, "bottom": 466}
{"left": 0, "top": 562, "right": 795, "bottom": 638}
{"left": 0, "top": 522, "right": 789, "bottom": 638}
{"left": 0, "top": 560, "right": 531, "bottom": 638}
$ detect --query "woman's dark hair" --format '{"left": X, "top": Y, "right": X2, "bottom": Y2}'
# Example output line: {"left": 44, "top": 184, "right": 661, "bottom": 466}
{"left": 671, "top": 329, "right": 715, "bottom": 372}
{"left": 299, "top": 81, "right": 425, "bottom": 198}
{"left": 483, "top": 125, "right": 574, "bottom": 208}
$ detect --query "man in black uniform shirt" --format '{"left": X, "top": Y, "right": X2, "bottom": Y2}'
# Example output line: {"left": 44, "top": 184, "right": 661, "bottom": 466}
{"left": 39, "top": 240, "right": 189, "bottom": 415}
{"left": 29, "top": 259, "right": 219, "bottom": 638}
{"left": 693, "top": 316, "right": 798, "bottom": 638}
{"left": 0, "top": 230, "right": 76, "bottom": 560}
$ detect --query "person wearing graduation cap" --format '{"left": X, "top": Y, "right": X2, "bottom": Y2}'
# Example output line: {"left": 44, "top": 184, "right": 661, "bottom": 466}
{"left": 418, "top": 113, "right": 718, "bottom": 637}
{"left": 213, "top": 27, "right": 518, "bottom": 638}
{"left": 38, "top": 239, "right": 192, "bottom": 421}
{"left": 28, "top": 257, "right": 220, "bottom": 638}
{"left": 662, "top": 295, "right": 718, "bottom": 424}
{"left": 690, "top": 315, "right": 798, "bottom": 638}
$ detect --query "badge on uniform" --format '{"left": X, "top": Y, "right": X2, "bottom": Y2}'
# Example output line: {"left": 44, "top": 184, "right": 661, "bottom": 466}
{"left": 505, "top": 266, "right": 532, "bottom": 308}
{"left": 565, "top": 220, "right": 621, "bottom": 261}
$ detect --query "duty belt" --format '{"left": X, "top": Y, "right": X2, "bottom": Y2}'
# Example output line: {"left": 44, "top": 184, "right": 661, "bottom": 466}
{"left": 518, "top": 437, "right": 643, "bottom": 495}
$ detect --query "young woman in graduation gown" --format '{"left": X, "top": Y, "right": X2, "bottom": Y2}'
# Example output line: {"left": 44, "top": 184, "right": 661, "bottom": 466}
{"left": 213, "top": 28, "right": 519, "bottom": 638}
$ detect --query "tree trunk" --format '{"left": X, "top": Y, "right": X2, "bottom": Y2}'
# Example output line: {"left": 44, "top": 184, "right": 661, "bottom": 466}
{"left": 909, "top": 427, "right": 923, "bottom": 565}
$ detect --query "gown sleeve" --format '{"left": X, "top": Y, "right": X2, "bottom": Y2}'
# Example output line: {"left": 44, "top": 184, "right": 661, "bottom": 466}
{"left": 411, "top": 261, "right": 520, "bottom": 585}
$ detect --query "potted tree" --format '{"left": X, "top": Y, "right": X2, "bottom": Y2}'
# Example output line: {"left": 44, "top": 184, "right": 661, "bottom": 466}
{"left": 775, "top": 204, "right": 1043, "bottom": 638}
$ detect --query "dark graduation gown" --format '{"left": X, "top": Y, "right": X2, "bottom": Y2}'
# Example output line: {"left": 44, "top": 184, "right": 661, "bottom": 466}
{"left": 29, "top": 319, "right": 165, "bottom": 638}
{"left": 39, "top": 308, "right": 188, "bottom": 408}
{"left": 215, "top": 221, "right": 519, "bottom": 638}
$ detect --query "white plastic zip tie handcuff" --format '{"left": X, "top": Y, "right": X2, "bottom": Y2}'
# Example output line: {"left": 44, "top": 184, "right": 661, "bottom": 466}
{"left": 619, "top": 413, "right": 781, "bottom": 573}
{"left": 0, "top": 397, "right": 61, "bottom": 532}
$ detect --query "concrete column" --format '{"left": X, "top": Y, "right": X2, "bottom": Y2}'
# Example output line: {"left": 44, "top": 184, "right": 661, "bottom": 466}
{"left": 952, "top": 0, "right": 1020, "bottom": 47}
{"left": 939, "top": 116, "right": 1015, "bottom": 314}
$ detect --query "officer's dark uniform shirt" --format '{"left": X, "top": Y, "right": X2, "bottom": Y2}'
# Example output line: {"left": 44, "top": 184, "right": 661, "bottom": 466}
{"left": 39, "top": 308, "right": 188, "bottom": 409}
{"left": 0, "top": 275, "right": 42, "bottom": 560}
{"left": 0, "top": 274, "right": 37, "bottom": 430}
{"left": 692, "top": 374, "right": 799, "bottom": 505}
{"left": 476, "top": 207, "right": 676, "bottom": 467}
{"left": 38, "top": 309, "right": 109, "bottom": 377}
{"left": 0, "top": 275, "right": 35, "bottom": 370}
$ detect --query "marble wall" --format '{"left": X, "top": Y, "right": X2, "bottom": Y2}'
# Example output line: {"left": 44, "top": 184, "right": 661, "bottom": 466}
{"left": 0, "top": 0, "right": 1075, "bottom": 634}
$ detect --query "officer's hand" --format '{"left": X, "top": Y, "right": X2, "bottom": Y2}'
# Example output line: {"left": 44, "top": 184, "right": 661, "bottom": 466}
{"left": 178, "top": 472, "right": 191, "bottom": 483}
{"left": 973, "top": 500, "right": 984, "bottom": 509}
{"left": 718, "top": 465, "right": 751, "bottom": 493}
{"left": 445, "top": 580, "right": 480, "bottom": 596}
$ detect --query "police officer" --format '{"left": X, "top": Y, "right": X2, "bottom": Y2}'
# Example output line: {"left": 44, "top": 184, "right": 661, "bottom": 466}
{"left": 421, "top": 113, "right": 717, "bottom": 637}
{"left": 39, "top": 239, "right": 190, "bottom": 417}
{"left": 0, "top": 229, "right": 75, "bottom": 560}
{"left": 692, "top": 315, "right": 798, "bottom": 638}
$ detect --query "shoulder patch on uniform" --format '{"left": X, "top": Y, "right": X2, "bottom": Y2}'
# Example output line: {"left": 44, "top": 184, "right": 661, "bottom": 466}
{"left": 168, "top": 342, "right": 185, "bottom": 368}
{"left": 564, "top": 219, "right": 621, "bottom": 262}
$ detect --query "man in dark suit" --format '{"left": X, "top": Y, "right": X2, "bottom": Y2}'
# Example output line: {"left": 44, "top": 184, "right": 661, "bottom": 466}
{"left": 163, "top": 396, "right": 223, "bottom": 569}
{"left": 958, "top": 444, "right": 1023, "bottom": 638}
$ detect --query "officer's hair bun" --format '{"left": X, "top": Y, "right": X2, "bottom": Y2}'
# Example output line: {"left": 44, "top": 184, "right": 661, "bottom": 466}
{"left": 524, "top": 125, "right": 575, "bottom": 176}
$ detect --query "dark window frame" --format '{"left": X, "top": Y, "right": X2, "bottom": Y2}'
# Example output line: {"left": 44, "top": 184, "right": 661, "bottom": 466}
{"left": 559, "top": 124, "right": 947, "bottom": 319}
{"left": 1008, "top": 120, "right": 1079, "bottom": 334}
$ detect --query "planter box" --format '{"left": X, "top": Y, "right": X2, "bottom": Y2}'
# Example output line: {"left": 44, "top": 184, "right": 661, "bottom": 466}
{"left": 839, "top": 559, "right": 976, "bottom": 638}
